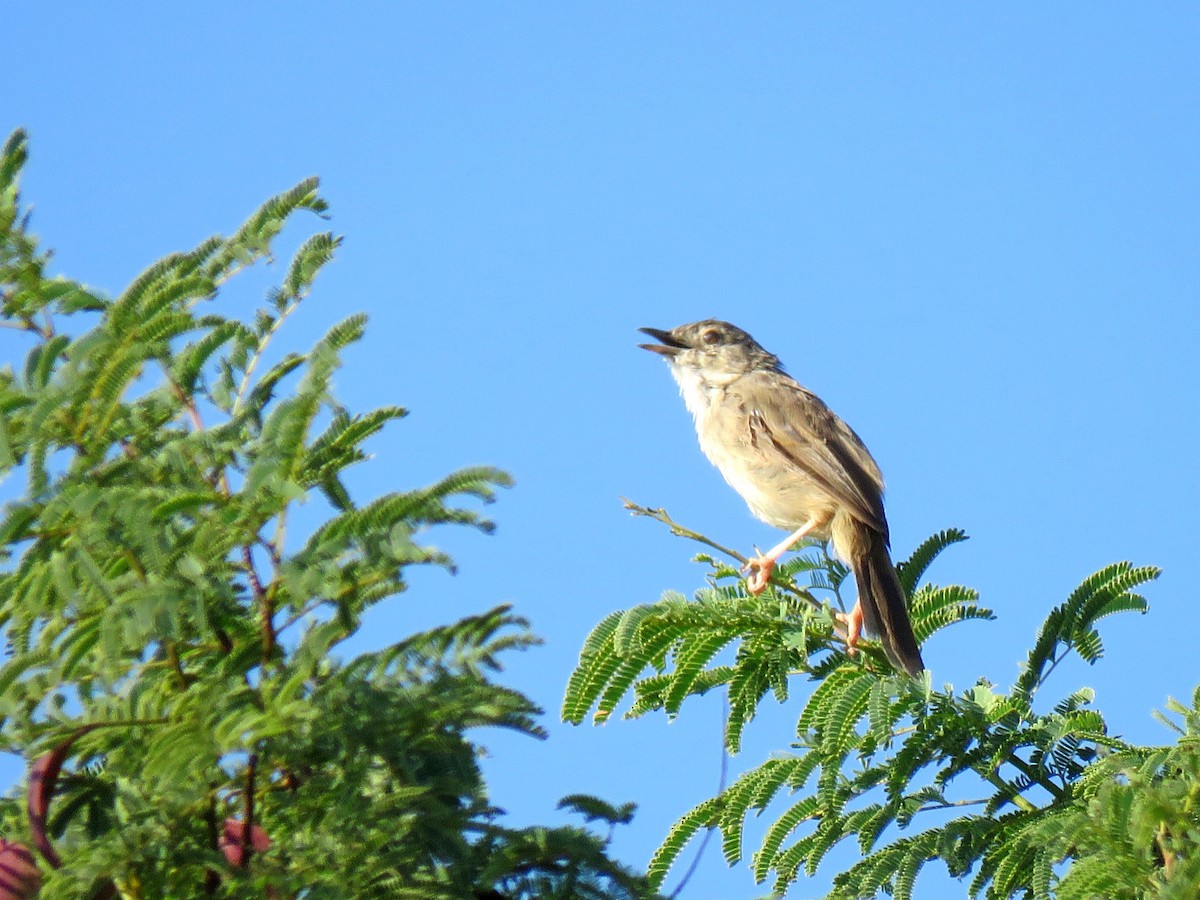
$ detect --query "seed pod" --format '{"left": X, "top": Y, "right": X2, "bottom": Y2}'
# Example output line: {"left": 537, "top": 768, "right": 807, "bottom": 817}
{"left": 28, "top": 724, "right": 100, "bottom": 869}
{"left": 0, "top": 840, "right": 40, "bottom": 900}
{"left": 218, "top": 819, "right": 271, "bottom": 869}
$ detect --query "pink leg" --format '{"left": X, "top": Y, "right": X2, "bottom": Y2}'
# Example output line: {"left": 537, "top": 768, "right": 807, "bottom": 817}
{"left": 742, "top": 518, "right": 820, "bottom": 595}
{"left": 836, "top": 602, "right": 864, "bottom": 655}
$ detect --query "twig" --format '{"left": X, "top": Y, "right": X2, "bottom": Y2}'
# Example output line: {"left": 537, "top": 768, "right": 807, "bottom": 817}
{"left": 622, "top": 498, "right": 750, "bottom": 565}
{"left": 981, "top": 770, "right": 1039, "bottom": 813}
{"left": 231, "top": 297, "right": 301, "bottom": 415}
{"left": 920, "top": 797, "right": 990, "bottom": 811}
{"left": 621, "top": 498, "right": 848, "bottom": 642}
{"left": 1158, "top": 822, "right": 1176, "bottom": 880}
{"left": 1006, "top": 752, "right": 1065, "bottom": 801}
{"left": 166, "top": 642, "right": 190, "bottom": 690}
{"left": 242, "top": 752, "right": 259, "bottom": 866}
{"left": 162, "top": 362, "right": 253, "bottom": 657}
{"left": 273, "top": 603, "right": 321, "bottom": 639}
{"left": 1033, "top": 649, "right": 1066, "bottom": 696}
{"left": 244, "top": 545, "right": 277, "bottom": 661}
{"left": 668, "top": 698, "right": 732, "bottom": 899}
{"left": 204, "top": 794, "right": 221, "bottom": 895}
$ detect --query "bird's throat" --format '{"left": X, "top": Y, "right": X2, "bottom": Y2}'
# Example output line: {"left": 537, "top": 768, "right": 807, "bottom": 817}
{"left": 668, "top": 362, "right": 738, "bottom": 420}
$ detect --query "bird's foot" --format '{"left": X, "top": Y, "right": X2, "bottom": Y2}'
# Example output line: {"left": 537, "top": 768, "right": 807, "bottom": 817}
{"left": 741, "top": 550, "right": 775, "bottom": 595}
{"left": 835, "top": 602, "right": 864, "bottom": 656}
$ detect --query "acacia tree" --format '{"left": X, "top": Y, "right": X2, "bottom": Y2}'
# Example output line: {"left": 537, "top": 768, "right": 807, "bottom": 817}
{"left": 0, "top": 129, "right": 655, "bottom": 899}
{"left": 565, "top": 478, "right": 1195, "bottom": 894}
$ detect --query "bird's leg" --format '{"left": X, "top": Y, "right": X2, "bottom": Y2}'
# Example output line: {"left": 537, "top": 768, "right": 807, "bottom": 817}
{"left": 836, "top": 603, "right": 864, "bottom": 656}
{"left": 742, "top": 518, "right": 819, "bottom": 595}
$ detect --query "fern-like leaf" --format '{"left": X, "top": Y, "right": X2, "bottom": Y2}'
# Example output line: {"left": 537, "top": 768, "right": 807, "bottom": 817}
{"left": 896, "top": 528, "right": 968, "bottom": 596}
{"left": 646, "top": 797, "right": 721, "bottom": 890}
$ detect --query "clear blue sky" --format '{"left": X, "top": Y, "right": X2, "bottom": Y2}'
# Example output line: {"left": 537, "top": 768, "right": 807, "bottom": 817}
{"left": 5, "top": 6, "right": 1198, "bottom": 897}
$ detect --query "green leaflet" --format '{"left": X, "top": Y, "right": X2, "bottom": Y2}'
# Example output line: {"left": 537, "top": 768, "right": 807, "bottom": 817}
{"left": 0, "top": 132, "right": 651, "bottom": 899}
{"left": 645, "top": 796, "right": 721, "bottom": 888}
{"left": 896, "top": 528, "right": 968, "bottom": 596}
{"left": 567, "top": 510, "right": 1166, "bottom": 898}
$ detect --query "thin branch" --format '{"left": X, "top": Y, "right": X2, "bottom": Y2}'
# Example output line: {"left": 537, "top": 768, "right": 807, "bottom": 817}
{"left": 240, "top": 543, "right": 277, "bottom": 663}
{"left": 162, "top": 362, "right": 229, "bottom": 493}
{"left": 918, "top": 797, "right": 990, "bottom": 812}
{"left": 243, "top": 546, "right": 265, "bottom": 599}
{"left": 258, "top": 536, "right": 282, "bottom": 568}
{"left": 668, "top": 698, "right": 732, "bottom": 899}
{"left": 1034, "top": 648, "right": 1067, "bottom": 695}
{"left": 242, "top": 752, "right": 259, "bottom": 867}
{"left": 162, "top": 361, "right": 252, "bottom": 657}
{"left": 53, "top": 717, "right": 169, "bottom": 733}
{"left": 981, "top": 770, "right": 1039, "bottom": 813}
{"left": 816, "top": 542, "right": 849, "bottom": 613}
{"left": 622, "top": 498, "right": 850, "bottom": 643}
{"left": 166, "top": 642, "right": 190, "bottom": 690}
{"left": 231, "top": 297, "right": 301, "bottom": 415}
{"left": 623, "top": 499, "right": 750, "bottom": 565}
{"left": 1157, "top": 822, "right": 1175, "bottom": 880}
{"left": 204, "top": 793, "right": 221, "bottom": 895}
{"left": 274, "top": 602, "right": 323, "bottom": 639}
{"left": 5, "top": 311, "right": 57, "bottom": 339}
{"left": 1006, "top": 752, "right": 1066, "bottom": 801}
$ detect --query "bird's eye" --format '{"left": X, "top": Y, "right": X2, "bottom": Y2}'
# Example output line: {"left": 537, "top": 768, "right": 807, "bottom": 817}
{"left": 702, "top": 329, "right": 721, "bottom": 345}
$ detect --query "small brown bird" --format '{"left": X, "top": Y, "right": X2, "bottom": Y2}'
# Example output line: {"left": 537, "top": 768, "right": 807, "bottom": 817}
{"left": 639, "top": 319, "right": 924, "bottom": 676}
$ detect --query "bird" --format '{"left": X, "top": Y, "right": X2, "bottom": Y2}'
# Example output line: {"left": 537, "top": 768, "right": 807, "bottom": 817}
{"left": 639, "top": 319, "right": 924, "bottom": 676}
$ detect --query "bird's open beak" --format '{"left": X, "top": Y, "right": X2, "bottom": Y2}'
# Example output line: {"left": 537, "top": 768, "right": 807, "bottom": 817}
{"left": 638, "top": 327, "right": 687, "bottom": 356}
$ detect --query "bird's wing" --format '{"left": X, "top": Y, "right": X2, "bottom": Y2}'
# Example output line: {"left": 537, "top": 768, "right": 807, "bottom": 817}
{"left": 741, "top": 373, "right": 889, "bottom": 537}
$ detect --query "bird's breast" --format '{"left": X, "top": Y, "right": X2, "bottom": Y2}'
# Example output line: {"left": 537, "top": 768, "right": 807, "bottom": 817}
{"left": 682, "top": 381, "right": 835, "bottom": 535}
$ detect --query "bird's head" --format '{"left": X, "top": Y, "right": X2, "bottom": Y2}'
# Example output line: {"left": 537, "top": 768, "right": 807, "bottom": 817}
{"left": 639, "top": 320, "right": 781, "bottom": 383}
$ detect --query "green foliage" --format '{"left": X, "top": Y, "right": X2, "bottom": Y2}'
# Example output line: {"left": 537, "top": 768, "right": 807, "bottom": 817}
{"left": 1038, "top": 691, "right": 1200, "bottom": 900}
{"left": 0, "top": 130, "right": 654, "bottom": 898}
{"left": 567, "top": 503, "right": 1168, "bottom": 897}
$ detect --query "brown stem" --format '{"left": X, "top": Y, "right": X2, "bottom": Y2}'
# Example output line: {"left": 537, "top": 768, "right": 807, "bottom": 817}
{"left": 179, "top": 392, "right": 204, "bottom": 432}
{"left": 232, "top": 297, "right": 302, "bottom": 414}
{"left": 1005, "top": 753, "right": 1065, "bottom": 801}
{"left": 242, "top": 753, "right": 259, "bottom": 867}
{"left": 204, "top": 794, "right": 221, "bottom": 895}
{"left": 244, "top": 546, "right": 276, "bottom": 661}
{"left": 621, "top": 498, "right": 844, "bottom": 635}
{"left": 166, "top": 642, "right": 190, "bottom": 690}
{"left": 622, "top": 498, "right": 749, "bottom": 564}
{"left": 163, "top": 365, "right": 240, "bottom": 656}
{"left": 1158, "top": 821, "right": 1176, "bottom": 880}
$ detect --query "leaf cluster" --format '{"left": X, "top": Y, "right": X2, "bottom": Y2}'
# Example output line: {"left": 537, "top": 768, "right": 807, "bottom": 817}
{"left": 566, "top": 511, "right": 1162, "bottom": 898}
{"left": 0, "top": 129, "right": 654, "bottom": 898}
{"left": 1027, "top": 691, "right": 1200, "bottom": 900}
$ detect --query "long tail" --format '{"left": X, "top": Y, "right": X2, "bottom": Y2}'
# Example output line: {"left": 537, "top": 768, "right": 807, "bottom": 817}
{"left": 850, "top": 528, "right": 924, "bottom": 677}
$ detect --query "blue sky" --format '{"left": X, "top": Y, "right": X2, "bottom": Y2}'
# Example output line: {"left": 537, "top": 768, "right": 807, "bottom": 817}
{"left": 4, "top": 6, "right": 1199, "bottom": 897}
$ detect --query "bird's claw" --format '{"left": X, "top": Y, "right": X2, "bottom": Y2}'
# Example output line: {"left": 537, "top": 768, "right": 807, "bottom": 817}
{"left": 741, "top": 550, "right": 774, "bottom": 595}
{"left": 835, "top": 603, "right": 865, "bottom": 656}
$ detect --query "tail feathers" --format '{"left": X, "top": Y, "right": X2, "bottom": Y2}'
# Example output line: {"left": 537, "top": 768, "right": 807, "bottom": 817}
{"left": 851, "top": 532, "right": 924, "bottom": 677}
